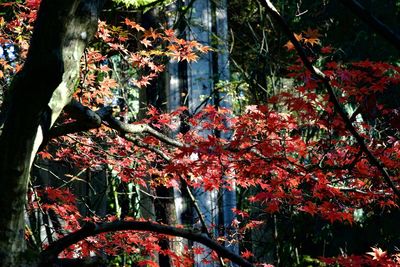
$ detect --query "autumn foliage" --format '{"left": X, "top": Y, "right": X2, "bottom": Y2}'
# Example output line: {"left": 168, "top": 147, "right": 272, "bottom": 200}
{"left": 2, "top": 1, "right": 400, "bottom": 266}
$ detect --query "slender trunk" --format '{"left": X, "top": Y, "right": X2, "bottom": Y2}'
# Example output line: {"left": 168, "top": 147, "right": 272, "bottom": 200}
{"left": 0, "top": 1, "right": 104, "bottom": 265}
{"left": 155, "top": 186, "right": 178, "bottom": 267}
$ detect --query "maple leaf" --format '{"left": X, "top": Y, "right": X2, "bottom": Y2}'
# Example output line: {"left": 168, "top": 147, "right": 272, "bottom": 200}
{"left": 164, "top": 28, "right": 175, "bottom": 37}
{"left": 99, "top": 77, "right": 118, "bottom": 90}
{"left": 321, "top": 46, "right": 333, "bottom": 54}
{"left": 325, "top": 212, "right": 343, "bottom": 224}
{"left": 294, "top": 32, "right": 303, "bottom": 41}
{"left": 304, "top": 37, "right": 320, "bottom": 46}
{"left": 284, "top": 41, "right": 294, "bottom": 51}
{"left": 143, "top": 28, "right": 159, "bottom": 40}
{"left": 137, "top": 260, "right": 159, "bottom": 267}
{"left": 124, "top": 18, "right": 145, "bottom": 31}
{"left": 284, "top": 33, "right": 303, "bottom": 50}
{"left": 355, "top": 159, "right": 370, "bottom": 176}
{"left": 232, "top": 208, "right": 249, "bottom": 218}
{"left": 140, "top": 38, "right": 152, "bottom": 48}
{"left": 367, "top": 247, "right": 388, "bottom": 261}
{"left": 244, "top": 220, "right": 264, "bottom": 229}
{"left": 302, "top": 28, "right": 321, "bottom": 46}
{"left": 133, "top": 75, "right": 152, "bottom": 88}
{"left": 241, "top": 249, "right": 254, "bottom": 259}
{"left": 166, "top": 44, "right": 178, "bottom": 53}
{"left": 37, "top": 151, "right": 53, "bottom": 160}
{"left": 146, "top": 106, "right": 159, "bottom": 117}
{"left": 181, "top": 52, "right": 199, "bottom": 62}
{"left": 26, "top": 0, "right": 41, "bottom": 9}
{"left": 198, "top": 45, "right": 211, "bottom": 53}
{"left": 299, "top": 201, "right": 318, "bottom": 216}
{"left": 45, "top": 187, "right": 63, "bottom": 201}
{"left": 192, "top": 246, "right": 205, "bottom": 255}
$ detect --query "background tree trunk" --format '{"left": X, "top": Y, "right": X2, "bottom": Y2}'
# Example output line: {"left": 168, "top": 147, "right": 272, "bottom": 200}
{"left": 167, "top": 0, "right": 237, "bottom": 265}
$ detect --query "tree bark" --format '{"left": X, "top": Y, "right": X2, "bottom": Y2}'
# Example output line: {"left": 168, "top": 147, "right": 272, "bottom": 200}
{"left": 0, "top": 1, "right": 105, "bottom": 265}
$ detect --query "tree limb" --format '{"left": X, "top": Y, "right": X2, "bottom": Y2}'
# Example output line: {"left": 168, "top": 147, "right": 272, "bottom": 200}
{"left": 49, "top": 100, "right": 111, "bottom": 138}
{"left": 257, "top": 0, "right": 400, "bottom": 199}
{"left": 49, "top": 99, "right": 185, "bottom": 149}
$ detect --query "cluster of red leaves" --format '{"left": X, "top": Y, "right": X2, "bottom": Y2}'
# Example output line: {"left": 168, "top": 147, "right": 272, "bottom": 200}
{"left": 0, "top": 1, "right": 39, "bottom": 79}
{"left": 27, "top": 187, "right": 81, "bottom": 236}
{"left": 79, "top": 17, "right": 210, "bottom": 102}
{"left": 321, "top": 247, "right": 400, "bottom": 267}
{"left": 4, "top": 2, "right": 400, "bottom": 264}
{"left": 39, "top": 53, "right": 400, "bottom": 262}
{"left": 27, "top": 187, "right": 195, "bottom": 265}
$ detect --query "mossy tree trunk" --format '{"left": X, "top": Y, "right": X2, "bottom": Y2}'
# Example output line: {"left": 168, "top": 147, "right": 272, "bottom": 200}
{"left": 0, "top": 1, "right": 104, "bottom": 266}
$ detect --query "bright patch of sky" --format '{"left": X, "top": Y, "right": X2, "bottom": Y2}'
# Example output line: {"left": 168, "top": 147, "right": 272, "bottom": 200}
{"left": 0, "top": 44, "right": 16, "bottom": 61}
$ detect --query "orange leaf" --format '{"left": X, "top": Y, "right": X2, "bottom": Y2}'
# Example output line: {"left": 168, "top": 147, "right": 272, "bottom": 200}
{"left": 303, "top": 28, "right": 321, "bottom": 46}
{"left": 284, "top": 41, "right": 295, "bottom": 51}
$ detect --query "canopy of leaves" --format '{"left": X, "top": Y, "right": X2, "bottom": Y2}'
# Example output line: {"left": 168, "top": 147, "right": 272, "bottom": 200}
{"left": 2, "top": 0, "right": 400, "bottom": 266}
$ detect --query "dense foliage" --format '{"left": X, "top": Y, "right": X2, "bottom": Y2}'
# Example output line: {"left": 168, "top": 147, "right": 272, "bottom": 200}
{"left": 1, "top": 0, "right": 400, "bottom": 266}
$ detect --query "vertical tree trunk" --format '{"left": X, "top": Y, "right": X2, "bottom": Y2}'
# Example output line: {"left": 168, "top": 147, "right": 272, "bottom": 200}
{"left": 0, "top": 1, "right": 104, "bottom": 265}
{"left": 212, "top": 0, "right": 239, "bottom": 257}
{"left": 167, "top": 0, "right": 235, "bottom": 266}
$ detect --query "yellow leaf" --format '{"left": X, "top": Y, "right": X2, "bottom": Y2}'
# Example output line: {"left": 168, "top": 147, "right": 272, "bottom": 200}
{"left": 294, "top": 32, "right": 303, "bottom": 41}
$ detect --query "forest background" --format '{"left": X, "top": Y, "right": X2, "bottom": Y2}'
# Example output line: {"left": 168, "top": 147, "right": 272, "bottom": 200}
{"left": 1, "top": 0, "right": 400, "bottom": 266}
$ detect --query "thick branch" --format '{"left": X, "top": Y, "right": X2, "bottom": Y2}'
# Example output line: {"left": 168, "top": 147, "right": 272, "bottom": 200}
{"left": 49, "top": 100, "right": 112, "bottom": 138}
{"left": 258, "top": 0, "right": 400, "bottom": 199}
{"left": 106, "top": 115, "right": 185, "bottom": 148}
{"left": 50, "top": 99, "right": 185, "bottom": 149}
{"left": 40, "top": 221, "right": 253, "bottom": 267}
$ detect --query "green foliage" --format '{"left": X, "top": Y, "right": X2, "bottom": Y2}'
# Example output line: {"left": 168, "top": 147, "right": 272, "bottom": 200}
{"left": 112, "top": 0, "right": 158, "bottom": 8}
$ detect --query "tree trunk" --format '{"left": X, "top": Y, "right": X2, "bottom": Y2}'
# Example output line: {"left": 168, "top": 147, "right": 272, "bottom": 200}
{"left": 0, "top": 1, "right": 104, "bottom": 265}
{"left": 167, "top": 0, "right": 236, "bottom": 265}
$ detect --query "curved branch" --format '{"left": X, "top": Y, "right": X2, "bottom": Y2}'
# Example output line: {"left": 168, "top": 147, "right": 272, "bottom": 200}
{"left": 40, "top": 221, "right": 253, "bottom": 267}
{"left": 257, "top": 0, "right": 400, "bottom": 199}
{"left": 105, "top": 115, "right": 185, "bottom": 148}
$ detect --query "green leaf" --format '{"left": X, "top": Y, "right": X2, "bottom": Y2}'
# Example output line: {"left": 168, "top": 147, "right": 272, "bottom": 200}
{"left": 112, "top": 0, "right": 158, "bottom": 8}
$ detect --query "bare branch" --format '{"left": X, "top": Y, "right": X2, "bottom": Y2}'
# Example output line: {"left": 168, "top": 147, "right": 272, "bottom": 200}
{"left": 105, "top": 115, "right": 185, "bottom": 148}
{"left": 50, "top": 99, "right": 186, "bottom": 150}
